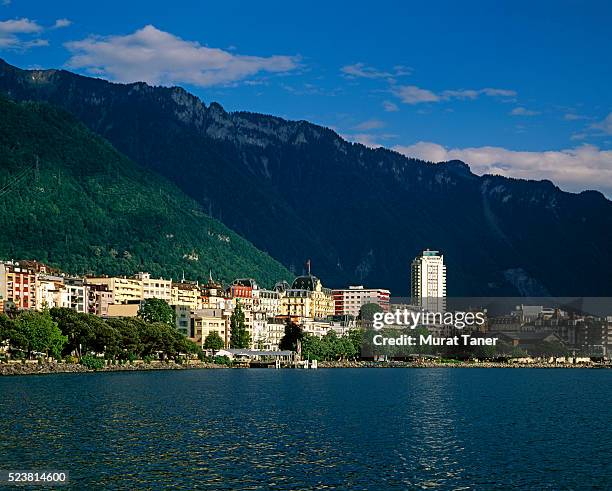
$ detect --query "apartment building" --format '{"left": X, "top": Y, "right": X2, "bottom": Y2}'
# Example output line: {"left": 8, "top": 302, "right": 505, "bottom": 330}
{"left": 136, "top": 272, "right": 172, "bottom": 303}
{"left": 86, "top": 276, "right": 143, "bottom": 304}
{"left": 410, "top": 249, "right": 447, "bottom": 312}
{"left": 332, "top": 285, "right": 390, "bottom": 317}
{"left": 191, "top": 308, "right": 231, "bottom": 348}
{"left": 35, "top": 274, "right": 65, "bottom": 310}
{"left": 0, "top": 261, "right": 37, "bottom": 311}
{"left": 171, "top": 281, "right": 201, "bottom": 310}
{"left": 87, "top": 284, "right": 114, "bottom": 317}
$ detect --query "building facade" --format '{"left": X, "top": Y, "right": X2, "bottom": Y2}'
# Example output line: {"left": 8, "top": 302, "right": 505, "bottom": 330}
{"left": 86, "top": 276, "right": 143, "bottom": 304}
{"left": 191, "top": 308, "right": 231, "bottom": 348}
{"left": 332, "top": 285, "right": 390, "bottom": 317}
{"left": 0, "top": 261, "right": 37, "bottom": 311}
{"left": 136, "top": 272, "right": 172, "bottom": 303}
{"left": 410, "top": 249, "right": 447, "bottom": 311}
{"left": 281, "top": 275, "right": 334, "bottom": 321}
{"left": 171, "top": 282, "right": 201, "bottom": 310}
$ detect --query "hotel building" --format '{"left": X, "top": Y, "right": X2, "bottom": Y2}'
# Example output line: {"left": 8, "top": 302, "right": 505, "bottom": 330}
{"left": 281, "top": 275, "right": 334, "bottom": 321}
{"left": 332, "top": 285, "right": 390, "bottom": 317}
{"left": 410, "top": 249, "right": 447, "bottom": 312}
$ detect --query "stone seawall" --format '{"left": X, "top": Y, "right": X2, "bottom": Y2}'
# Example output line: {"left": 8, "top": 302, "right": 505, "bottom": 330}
{"left": 318, "top": 360, "right": 610, "bottom": 369}
{"left": 0, "top": 361, "right": 230, "bottom": 376}
{"left": 2, "top": 359, "right": 609, "bottom": 376}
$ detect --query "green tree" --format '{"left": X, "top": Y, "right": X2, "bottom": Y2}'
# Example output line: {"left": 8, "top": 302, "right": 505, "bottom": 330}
{"left": 203, "top": 331, "right": 225, "bottom": 353}
{"left": 138, "top": 298, "right": 176, "bottom": 327}
{"left": 138, "top": 321, "right": 167, "bottom": 358}
{"left": 321, "top": 330, "right": 340, "bottom": 359}
{"left": 0, "top": 314, "right": 27, "bottom": 354}
{"left": 13, "top": 310, "right": 67, "bottom": 359}
{"left": 347, "top": 328, "right": 364, "bottom": 358}
{"left": 109, "top": 317, "right": 143, "bottom": 359}
{"left": 279, "top": 321, "right": 304, "bottom": 352}
{"left": 359, "top": 302, "right": 384, "bottom": 321}
{"left": 229, "top": 303, "right": 251, "bottom": 349}
{"left": 301, "top": 333, "right": 323, "bottom": 360}
{"left": 538, "top": 340, "right": 569, "bottom": 357}
{"left": 50, "top": 308, "right": 95, "bottom": 356}
{"left": 337, "top": 336, "right": 357, "bottom": 360}
{"left": 90, "top": 321, "right": 121, "bottom": 359}
{"left": 173, "top": 331, "right": 202, "bottom": 358}
{"left": 0, "top": 314, "right": 14, "bottom": 342}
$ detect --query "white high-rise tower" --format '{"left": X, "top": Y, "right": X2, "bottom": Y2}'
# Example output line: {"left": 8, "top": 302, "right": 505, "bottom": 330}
{"left": 410, "top": 249, "right": 446, "bottom": 311}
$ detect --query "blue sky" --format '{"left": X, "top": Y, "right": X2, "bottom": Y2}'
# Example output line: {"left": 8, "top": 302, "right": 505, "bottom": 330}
{"left": 1, "top": 0, "right": 611, "bottom": 195}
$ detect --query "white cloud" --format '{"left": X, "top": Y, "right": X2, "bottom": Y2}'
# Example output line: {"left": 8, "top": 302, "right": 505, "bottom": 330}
{"left": 0, "top": 17, "right": 47, "bottom": 49}
{"left": 341, "top": 62, "right": 411, "bottom": 79}
{"left": 510, "top": 107, "right": 540, "bottom": 116}
{"left": 344, "top": 133, "right": 384, "bottom": 148}
{"left": 0, "top": 18, "right": 42, "bottom": 34}
{"left": 65, "top": 25, "right": 300, "bottom": 87}
{"left": 354, "top": 119, "right": 385, "bottom": 131}
{"left": 382, "top": 100, "right": 399, "bottom": 112}
{"left": 53, "top": 18, "right": 72, "bottom": 29}
{"left": 564, "top": 113, "right": 589, "bottom": 121}
{"left": 2, "top": 0, "right": 12, "bottom": 6}
{"left": 480, "top": 88, "right": 517, "bottom": 97}
{"left": 342, "top": 131, "right": 397, "bottom": 149}
{"left": 393, "top": 85, "right": 516, "bottom": 105}
{"left": 394, "top": 85, "right": 440, "bottom": 104}
{"left": 592, "top": 112, "right": 612, "bottom": 135}
{"left": 394, "top": 141, "right": 612, "bottom": 197}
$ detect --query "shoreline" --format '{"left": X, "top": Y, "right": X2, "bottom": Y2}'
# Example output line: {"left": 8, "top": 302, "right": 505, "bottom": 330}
{"left": 1, "top": 359, "right": 610, "bottom": 376}
{"left": 0, "top": 361, "right": 231, "bottom": 377}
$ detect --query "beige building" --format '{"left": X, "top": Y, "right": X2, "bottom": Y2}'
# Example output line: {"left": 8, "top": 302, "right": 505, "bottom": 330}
{"left": 191, "top": 308, "right": 231, "bottom": 348}
{"left": 106, "top": 303, "right": 140, "bottom": 318}
{"left": 88, "top": 285, "right": 114, "bottom": 317}
{"left": 136, "top": 272, "right": 172, "bottom": 303}
{"left": 201, "top": 274, "right": 230, "bottom": 310}
{"left": 171, "top": 281, "right": 202, "bottom": 309}
{"left": 281, "top": 275, "right": 334, "bottom": 321}
{"left": 87, "top": 276, "right": 143, "bottom": 304}
{"left": 87, "top": 272, "right": 173, "bottom": 305}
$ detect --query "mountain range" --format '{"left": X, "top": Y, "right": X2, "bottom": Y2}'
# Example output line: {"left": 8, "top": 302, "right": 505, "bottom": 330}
{"left": 0, "top": 94, "right": 290, "bottom": 286}
{"left": 1, "top": 58, "right": 611, "bottom": 296}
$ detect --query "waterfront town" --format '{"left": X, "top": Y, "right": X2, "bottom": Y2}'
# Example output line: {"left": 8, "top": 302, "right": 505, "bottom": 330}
{"left": 0, "top": 257, "right": 390, "bottom": 353}
{"left": 1, "top": 249, "right": 611, "bottom": 364}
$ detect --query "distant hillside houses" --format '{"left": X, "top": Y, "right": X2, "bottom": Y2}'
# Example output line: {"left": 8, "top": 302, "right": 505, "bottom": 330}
{"left": 0, "top": 260, "right": 390, "bottom": 351}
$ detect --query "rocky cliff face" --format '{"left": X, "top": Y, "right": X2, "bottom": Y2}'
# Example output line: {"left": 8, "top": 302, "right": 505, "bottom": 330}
{"left": 2, "top": 58, "right": 611, "bottom": 296}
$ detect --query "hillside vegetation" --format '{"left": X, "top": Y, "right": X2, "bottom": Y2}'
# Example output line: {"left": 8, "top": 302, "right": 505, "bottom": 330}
{"left": 0, "top": 96, "right": 291, "bottom": 286}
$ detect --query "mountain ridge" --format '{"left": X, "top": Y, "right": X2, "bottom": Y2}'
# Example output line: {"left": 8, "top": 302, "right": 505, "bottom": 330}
{"left": 1, "top": 58, "right": 611, "bottom": 296}
{"left": 0, "top": 93, "right": 292, "bottom": 286}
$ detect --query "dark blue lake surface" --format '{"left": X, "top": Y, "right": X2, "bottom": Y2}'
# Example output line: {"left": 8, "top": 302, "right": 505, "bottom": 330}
{"left": 1, "top": 368, "right": 611, "bottom": 490}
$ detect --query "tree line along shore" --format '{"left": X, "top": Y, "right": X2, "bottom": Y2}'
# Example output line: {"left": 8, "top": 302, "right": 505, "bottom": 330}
{"left": 2, "top": 299, "right": 609, "bottom": 376}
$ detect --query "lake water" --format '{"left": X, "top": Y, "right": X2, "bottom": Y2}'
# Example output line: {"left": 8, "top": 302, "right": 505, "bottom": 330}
{"left": 1, "top": 368, "right": 611, "bottom": 490}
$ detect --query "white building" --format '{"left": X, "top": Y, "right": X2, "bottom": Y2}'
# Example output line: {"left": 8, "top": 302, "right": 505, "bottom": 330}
{"left": 332, "top": 285, "right": 390, "bottom": 317}
{"left": 136, "top": 272, "right": 172, "bottom": 303}
{"left": 35, "top": 274, "right": 65, "bottom": 310}
{"left": 63, "top": 278, "right": 88, "bottom": 313}
{"left": 410, "top": 249, "right": 446, "bottom": 312}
